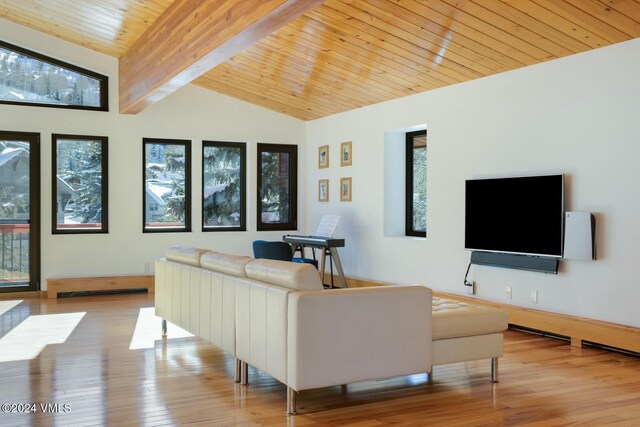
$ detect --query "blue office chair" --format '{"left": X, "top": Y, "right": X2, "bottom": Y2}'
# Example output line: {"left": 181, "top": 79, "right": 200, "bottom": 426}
{"left": 252, "top": 240, "right": 318, "bottom": 268}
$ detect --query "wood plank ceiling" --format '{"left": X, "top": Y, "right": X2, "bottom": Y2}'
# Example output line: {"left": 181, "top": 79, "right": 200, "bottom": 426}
{"left": 1, "top": 0, "right": 639, "bottom": 120}
{"left": 0, "top": 0, "right": 174, "bottom": 57}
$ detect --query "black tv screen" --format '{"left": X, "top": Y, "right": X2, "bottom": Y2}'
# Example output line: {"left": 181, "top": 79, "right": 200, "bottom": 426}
{"left": 465, "top": 174, "right": 564, "bottom": 257}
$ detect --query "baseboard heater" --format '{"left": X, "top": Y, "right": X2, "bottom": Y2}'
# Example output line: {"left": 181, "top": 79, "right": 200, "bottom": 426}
{"left": 58, "top": 288, "right": 148, "bottom": 298}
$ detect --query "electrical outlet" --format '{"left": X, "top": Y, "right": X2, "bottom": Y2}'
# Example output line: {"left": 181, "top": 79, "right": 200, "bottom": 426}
{"left": 466, "top": 281, "right": 476, "bottom": 295}
{"left": 505, "top": 286, "right": 512, "bottom": 300}
{"left": 530, "top": 290, "right": 538, "bottom": 304}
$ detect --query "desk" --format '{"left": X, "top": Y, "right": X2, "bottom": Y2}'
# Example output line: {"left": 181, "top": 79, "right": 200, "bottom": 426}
{"left": 282, "top": 235, "right": 347, "bottom": 288}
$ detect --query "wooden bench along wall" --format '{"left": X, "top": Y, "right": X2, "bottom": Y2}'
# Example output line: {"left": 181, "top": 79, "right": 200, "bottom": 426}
{"left": 46, "top": 275, "right": 154, "bottom": 299}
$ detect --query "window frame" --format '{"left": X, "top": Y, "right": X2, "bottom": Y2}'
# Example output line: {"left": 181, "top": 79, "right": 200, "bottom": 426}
{"left": 0, "top": 39, "right": 109, "bottom": 112}
{"left": 256, "top": 143, "right": 298, "bottom": 232}
{"left": 0, "top": 130, "right": 41, "bottom": 293}
{"left": 201, "top": 140, "right": 246, "bottom": 232}
{"left": 142, "top": 138, "right": 192, "bottom": 233}
{"left": 51, "top": 134, "right": 109, "bottom": 235}
{"left": 405, "top": 130, "right": 427, "bottom": 238}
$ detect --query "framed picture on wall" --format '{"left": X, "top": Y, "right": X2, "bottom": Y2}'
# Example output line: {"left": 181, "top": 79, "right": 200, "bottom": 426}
{"left": 318, "top": 179, "right": 329, "bottom": 202}
{"left": 340, "top": 141, "right": 352, "bottom": 166}
{"left": 318, "top": 145, "right": 329, "bottom": 168}
{"left": 340, "top": 177, "right": 352, "bottom": 202}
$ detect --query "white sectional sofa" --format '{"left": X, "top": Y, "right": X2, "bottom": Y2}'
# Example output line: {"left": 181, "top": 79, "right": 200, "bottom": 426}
{"left": 155, "top": 246, "right": 507, "bottom": 415}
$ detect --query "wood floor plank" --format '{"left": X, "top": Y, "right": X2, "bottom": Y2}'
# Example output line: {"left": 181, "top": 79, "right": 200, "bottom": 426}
{"left": 0, "top": 294, "right": 639, "bottom": 425}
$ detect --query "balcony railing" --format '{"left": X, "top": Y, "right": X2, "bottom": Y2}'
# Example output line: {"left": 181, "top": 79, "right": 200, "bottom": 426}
{"left": 0, "top": 221, "right": 29, "bottom": 284}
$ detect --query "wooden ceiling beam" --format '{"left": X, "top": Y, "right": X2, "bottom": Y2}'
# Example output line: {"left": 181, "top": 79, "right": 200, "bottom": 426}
{"left": 118, "top": 0, "right": 325, "bottom": 114}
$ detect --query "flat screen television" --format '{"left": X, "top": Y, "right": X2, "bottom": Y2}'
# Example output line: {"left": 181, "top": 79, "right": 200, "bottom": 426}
{"left": 465, "top": 174, "right": 564, "bottom": 258}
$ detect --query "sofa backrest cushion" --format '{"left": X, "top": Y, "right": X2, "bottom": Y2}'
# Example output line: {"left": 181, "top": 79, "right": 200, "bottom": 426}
{"left": 165, "top": 245, "right": 210, "bottom": 267}
{"left": 245, "top": 259, "right": 323, "bottom": 291}
{"left": 201, "top": 251, "right": 252, "bottom": 278}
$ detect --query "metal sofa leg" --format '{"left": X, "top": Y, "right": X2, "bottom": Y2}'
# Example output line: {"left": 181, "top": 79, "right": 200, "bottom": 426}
{"left": 491, "top": 357, "right": 499, "bottom": 383}
{"left": 241, "top": 361, "right": 249, "bottom": 385}
{"left": 287, "top": 387, "right": 297, "bottom": 415}
{"left": 161, "top": 319, "right": 167, "bottom": 337}
{"left": 234, "top": 359, "right": 241, "bottom": 383}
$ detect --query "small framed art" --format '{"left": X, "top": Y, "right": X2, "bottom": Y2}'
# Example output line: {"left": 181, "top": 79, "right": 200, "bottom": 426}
{"left": 318, "top": 145, "right": 329, "bottom": 168}
{"left": 340, "top": 141, "right": 352, "bottom": 166}
{"left": 340, "top": 177, "right": 352, "bottom": 202}
{"left": 318, "top": 179, "right": 329, "bottom": 202}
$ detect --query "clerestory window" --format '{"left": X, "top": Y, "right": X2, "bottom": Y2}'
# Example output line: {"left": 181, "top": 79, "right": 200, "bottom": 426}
{"left": 0, "top": 40, "right": 108, "bottom": 111}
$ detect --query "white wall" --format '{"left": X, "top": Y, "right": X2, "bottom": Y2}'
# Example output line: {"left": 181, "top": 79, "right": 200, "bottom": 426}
{"left": 0, "top": 19, "right": 307, "bottom": 287}
{"left": 306, "top": 38, "right": 640, "bottom": 328}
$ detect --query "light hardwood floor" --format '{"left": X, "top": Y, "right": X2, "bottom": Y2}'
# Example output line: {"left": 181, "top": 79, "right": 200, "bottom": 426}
{"left": 0, "top": 294, "right": 639, "bottom": 426}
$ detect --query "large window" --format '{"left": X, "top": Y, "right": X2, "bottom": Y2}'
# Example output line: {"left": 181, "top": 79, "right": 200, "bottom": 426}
{"left": 0, "top": 40, "right": 108, "bottom": 111}
{"left": 52, "top": 134, "right": 108, "bottom": 234}
{"left": 1, "top": 131, "right": 40, "bottom": 292}
{"left": 257, "top": 143, "right": 297, "bottom": 231}
{"left": 202, "top": 141, "right": 246, "bottom": 231}
{"left": 143, "top": 138, "right": 191, "bottom": 233}
{"left": 406, "top": 130, "right": 427, "bottom": 237}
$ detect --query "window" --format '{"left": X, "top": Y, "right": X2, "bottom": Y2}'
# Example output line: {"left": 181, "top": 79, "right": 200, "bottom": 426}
{"left": 406, "top": 130, "right": 427, "bottom": 237}
{"left": 257, "top": 143, "right": 297, "bottom": 231}
{"left": 143, "top": 138, "right": 191, "bottom": 233}
{"left": 52, "top": 134, "right": 108, "bottom": 234}
{"left": 0, "top": 40, "right": 108, "bottom": 111}
{"left": 1, "top": 131, "right": 40, "bottom": 292}
{"left": 202, "top": 141, "right": 246, "bottom": 231}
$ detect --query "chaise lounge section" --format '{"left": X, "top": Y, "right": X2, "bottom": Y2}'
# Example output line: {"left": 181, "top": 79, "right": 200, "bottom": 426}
{"left": 155, "top": 246, "right": 507, "bottom": 414}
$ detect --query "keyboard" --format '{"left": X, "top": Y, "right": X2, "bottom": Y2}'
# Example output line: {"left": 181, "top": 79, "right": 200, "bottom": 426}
{"left": 283, "top": 235, "right": 345, "bottom": 248}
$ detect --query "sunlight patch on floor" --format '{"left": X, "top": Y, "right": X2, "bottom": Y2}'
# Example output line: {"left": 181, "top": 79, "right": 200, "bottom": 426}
{"left": 0, "top": 299, "right": 22, "bottom": 317}
{"left": 129, "top": 307, "right": 193, "bottom": 350}
{"left": 0, "top": 312, "right": 85, "bottom": 362}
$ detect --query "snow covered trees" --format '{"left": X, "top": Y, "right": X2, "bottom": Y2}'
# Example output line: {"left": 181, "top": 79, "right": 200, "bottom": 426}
{"left": 203, "top": 142, "right": 244, "bottom": 229}
{"left": 53, "top": 136, "right": 107, "bottom": 232}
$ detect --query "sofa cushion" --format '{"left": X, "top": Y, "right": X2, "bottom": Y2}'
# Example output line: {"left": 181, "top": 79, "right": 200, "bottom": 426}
{"left": 165, "top": 246, "right": 210, "bottom": 267}
{"left": 201, "top": 251, "right": 251, "bottom": 277}
{"left": 245, "top": 259, "right": 323, "bottom": 291}
{"left": 432, "top": 297, "right": 508, "bottom": 340}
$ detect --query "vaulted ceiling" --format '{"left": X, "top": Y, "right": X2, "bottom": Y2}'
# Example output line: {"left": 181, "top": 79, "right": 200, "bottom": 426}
{"left": 1, "top": 0, "right": 639, "bottom": 120}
